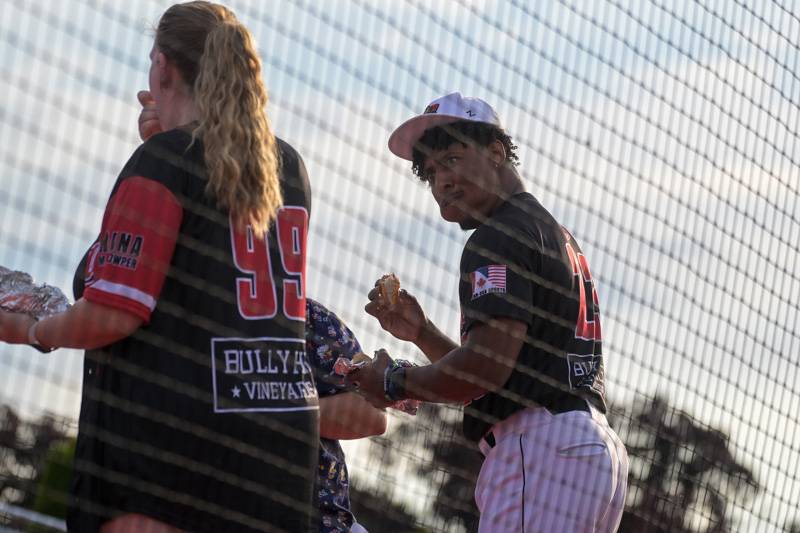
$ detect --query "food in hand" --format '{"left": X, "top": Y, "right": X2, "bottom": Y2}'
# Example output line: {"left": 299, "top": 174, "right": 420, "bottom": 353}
{"left": 377, "top": 273, "right": 400, "bottom": 306}
{"left": 0, "top": 265, "right": 70, "bottom": 318}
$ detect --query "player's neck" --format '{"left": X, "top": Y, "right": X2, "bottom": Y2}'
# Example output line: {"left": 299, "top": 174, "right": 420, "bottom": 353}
{"left": 496, "top": 168, "right": 525, "bottom": 201}
{"left": 160, "top": 94, "right": 200, "bottom": 132}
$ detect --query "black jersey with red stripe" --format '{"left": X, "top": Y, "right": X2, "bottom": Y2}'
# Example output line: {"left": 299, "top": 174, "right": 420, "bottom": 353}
{"left": 459, "top": 192, "right": 606, "bottom": 443}
{"left": 68, "top": 129, "right": 319, "bottom": 533}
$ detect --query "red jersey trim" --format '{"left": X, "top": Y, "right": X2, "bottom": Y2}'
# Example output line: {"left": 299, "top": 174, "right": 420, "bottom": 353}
{"left": 83, "top": 285, "right": 153, "bottom": 324}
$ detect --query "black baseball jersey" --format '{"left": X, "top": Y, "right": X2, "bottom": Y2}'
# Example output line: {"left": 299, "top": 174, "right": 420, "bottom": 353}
{"left": 67, "top": 129, "right": 319, "bottom": 533}
{"left": 459, "top": 192, "right": 606, "bottom": 442}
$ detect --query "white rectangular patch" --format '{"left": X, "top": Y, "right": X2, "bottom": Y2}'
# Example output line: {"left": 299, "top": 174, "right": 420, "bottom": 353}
{"left": 211, "top": 336, "right": 318, "bottom": 413}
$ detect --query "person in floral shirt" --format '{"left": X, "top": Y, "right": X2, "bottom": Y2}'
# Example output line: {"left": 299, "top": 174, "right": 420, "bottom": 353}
{"left": 306, "top": 298, "right": 388, "bottom": 532}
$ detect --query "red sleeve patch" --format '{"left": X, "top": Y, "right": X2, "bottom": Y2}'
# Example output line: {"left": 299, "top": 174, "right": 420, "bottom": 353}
{"left": 83, "top": 176, "right": 183, "bottom": 323}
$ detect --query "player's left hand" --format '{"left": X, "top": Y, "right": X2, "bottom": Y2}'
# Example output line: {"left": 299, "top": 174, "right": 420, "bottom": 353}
{"left": 365, "top": 285, "right": 426, "bottom": 343}
{"left": 0, "top": 309, "right": 36, "bottom": 345}
{"left": 345, "top": 348, "right": 394, "bottom": 409}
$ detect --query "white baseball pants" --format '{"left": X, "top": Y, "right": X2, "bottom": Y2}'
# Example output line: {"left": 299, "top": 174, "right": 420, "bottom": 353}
{"left": 476, "top": 403, "right": 628, "bottom": 532}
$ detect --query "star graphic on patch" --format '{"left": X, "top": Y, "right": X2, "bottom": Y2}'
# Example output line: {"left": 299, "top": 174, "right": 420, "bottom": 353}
{"left": 231, "top": 385, "right": 241, "bottom": 398}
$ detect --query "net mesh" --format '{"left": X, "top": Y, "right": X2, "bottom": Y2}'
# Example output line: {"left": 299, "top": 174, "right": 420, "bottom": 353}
{"left": 1, "top": 1, "right": 798, "bottom": 532}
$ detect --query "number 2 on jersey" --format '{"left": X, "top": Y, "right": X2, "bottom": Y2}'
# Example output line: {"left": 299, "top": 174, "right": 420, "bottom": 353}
{"left": 230, "top": 207, "right": 308, "bottom": 320}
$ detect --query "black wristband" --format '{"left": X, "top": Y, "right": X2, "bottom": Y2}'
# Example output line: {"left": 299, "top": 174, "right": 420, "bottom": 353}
{"left": 384, "top": 365, "right": 407, "bottom": 402}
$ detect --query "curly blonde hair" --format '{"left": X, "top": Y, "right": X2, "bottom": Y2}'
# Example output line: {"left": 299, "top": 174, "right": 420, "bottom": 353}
{"left": 156, "top": 1, "right": 281, "bottom": 234}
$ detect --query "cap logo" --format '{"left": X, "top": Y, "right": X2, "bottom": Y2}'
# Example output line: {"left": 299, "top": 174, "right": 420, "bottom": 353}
{"left": 465, "top": 109, "right": 476, "bottom": 117}
{"left": 423, "top": 103, "right": 440, "bottom": 114}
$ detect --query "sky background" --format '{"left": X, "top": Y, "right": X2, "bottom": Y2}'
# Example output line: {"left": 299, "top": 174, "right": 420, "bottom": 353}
{"left": 0, "top": 0, "right": 798, "bottom": 531}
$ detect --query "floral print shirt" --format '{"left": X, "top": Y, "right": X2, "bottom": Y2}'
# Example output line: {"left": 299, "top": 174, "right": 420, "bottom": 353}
{"left": 306, "top": 298, "right": 362, "bottom": 532}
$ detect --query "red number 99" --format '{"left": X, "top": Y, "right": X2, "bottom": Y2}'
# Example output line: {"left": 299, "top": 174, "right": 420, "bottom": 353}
{"left": 230, "top": 207, "right": 308, "bottom": 320}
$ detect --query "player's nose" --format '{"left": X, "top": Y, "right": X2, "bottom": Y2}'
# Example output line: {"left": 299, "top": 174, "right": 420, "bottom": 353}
{"left": 432, "top": 166, "right": 456, "bottom": 192}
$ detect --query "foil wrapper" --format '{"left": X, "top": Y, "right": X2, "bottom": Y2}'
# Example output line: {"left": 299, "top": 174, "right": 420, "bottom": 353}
{"left": 0, "top": 265, "right": 71, "bottom": 319}
{"left": 333, "top": 356, "right": 369, "bottom": 376}
{"left": 333, "top": 355, "right": 420, "bottom": 415}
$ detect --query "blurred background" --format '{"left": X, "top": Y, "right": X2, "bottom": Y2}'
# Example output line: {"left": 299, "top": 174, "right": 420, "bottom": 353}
{"left": 0, "top": 0, "right": 798, "bottom": 531}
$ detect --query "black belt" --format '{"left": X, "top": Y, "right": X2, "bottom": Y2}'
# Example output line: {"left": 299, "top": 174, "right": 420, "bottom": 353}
{"left": 482, "top": 396, "right": 591, "bottom": 450}
{"left": 548, "top": 394, "right": 592, "bottom": 415}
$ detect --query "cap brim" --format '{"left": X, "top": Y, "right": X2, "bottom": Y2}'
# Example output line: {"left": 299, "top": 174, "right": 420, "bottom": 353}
{"left": 388, "top": 114, "right": 472, "bottom": 161}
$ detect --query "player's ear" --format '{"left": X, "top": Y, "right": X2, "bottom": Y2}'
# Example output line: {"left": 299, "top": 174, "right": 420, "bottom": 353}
{"left": 487, "top": 140, "right": 506, "bottom": 168}
{"left": 155, "top": 51, "right": 173, "bottom": 88}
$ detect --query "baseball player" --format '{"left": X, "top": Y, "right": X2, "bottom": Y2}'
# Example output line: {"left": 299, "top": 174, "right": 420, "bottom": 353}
{"left": 349, "top": 92, "right": 629, "bottom": 532}
{"left": 1, "top": 3, "right": 320, "bottom": 532}
{"left": 305, "top": 298, "right": 387, "bottom": 532}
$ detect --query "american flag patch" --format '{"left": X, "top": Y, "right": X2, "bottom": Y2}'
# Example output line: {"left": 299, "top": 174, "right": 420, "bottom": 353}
{"left": 471, "top": 265, "right": 507, "bottom": 300}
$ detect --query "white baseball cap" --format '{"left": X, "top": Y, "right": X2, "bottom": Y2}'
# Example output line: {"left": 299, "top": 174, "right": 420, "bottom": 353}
{"left": 388, "top": 92, "right": 502, "bottom": 161}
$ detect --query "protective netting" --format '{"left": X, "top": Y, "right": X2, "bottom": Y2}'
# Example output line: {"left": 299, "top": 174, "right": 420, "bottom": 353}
{"left": 1, "top": 1, "right": 798, "bottom": 532}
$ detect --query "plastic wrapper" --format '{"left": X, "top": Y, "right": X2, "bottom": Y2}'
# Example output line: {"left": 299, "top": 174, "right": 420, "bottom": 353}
{"left": 0, "top": 265, "right": 71, "bottom": 319}
{"left": 334, "top": 355, "right": 420, "bottom": 415}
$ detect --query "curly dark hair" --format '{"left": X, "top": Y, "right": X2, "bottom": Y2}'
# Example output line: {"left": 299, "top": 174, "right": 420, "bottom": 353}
{"left": 411, "top": 121, "right": 519, "bottom": 180}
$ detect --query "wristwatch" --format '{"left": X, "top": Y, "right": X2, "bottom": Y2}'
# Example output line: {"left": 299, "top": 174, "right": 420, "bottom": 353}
{"left": 28, "top": 320, "right": 55, "bottom": 353}
{"left": 383, "top": 364, "right": 407, "bottom": 402}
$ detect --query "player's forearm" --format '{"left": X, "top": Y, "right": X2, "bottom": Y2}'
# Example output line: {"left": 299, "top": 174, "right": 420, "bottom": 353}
{"left": 404, "top": 345, "right": 507, "bottom": 403}
{"left": 319, "top": 392, "right": 388, "bottom": 440}
{"left": 414, "top": 318, "right": 459, "bottom": 363}
{"left": 402, "top": 318, "right": 524, "bottom": 404}
{"left": 35, "top": 298, "right": 143, "bottom": 350}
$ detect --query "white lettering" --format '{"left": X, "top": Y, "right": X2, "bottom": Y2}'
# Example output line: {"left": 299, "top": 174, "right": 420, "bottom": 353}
{"left": 255, "top": 350, "right": 280, "bottom": 374}
{"left": 239, "top": 381, "right": 321, "bottom": 401}
{"left": 301, "top": 381, "right": 317, "bottom": 399}
{"left": 287, "top": 383, "right": 299, "bottom": 400}
{"left": 573, "top": 360, "right": 598, "bottom": 377}
{"left": 240, "top": 350, "right": 255, "bottom": 374}
{"left": 224, "top": 350, "right": 240, "bottom": 374}
{"left": 293, "top": 350, "right": 310, "bottom": 375}
{"left": 258, "top": 382, "right": 270, "bottom": 399}
{"left": 277, "top": 349, "right": 291, "bottom": 373}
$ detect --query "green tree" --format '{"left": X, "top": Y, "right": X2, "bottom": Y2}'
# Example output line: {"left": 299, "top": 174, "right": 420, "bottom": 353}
{"left": 32, "top": 438, "right": 75, "bottom": 522}
{"left": 614, "top": 396, "right": 759, "bottom": 533}
{"left": 383, "top": 404, "right": 481, "bottom": 532}
{"left": 0, "top": 405, "right": 70, "bottom": 507}
{"left": 350, "top": 484, "right": 429, "bottom": 533}
{"left": 0, "top": 404, "right": 71, "bottom": 529}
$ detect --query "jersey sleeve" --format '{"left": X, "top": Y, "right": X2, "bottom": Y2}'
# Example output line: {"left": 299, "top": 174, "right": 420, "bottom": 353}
{"left": 460, "top": 222, "right": 540, "bottom": 335}
{"left": 82, "top": 176, "right": 183, "bottom": 323}
{"left": 305, "top": 299, "right": 363, "bottom": 397}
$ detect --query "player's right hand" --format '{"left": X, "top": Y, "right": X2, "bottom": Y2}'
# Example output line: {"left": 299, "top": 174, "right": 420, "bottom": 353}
{"left": 365, "top": 283, "right": 425, "bottom": 343}
{"left": 137, "top": 90, "right": 162, "bottom": 141}
{"left": 344, "top": 348, "right": 394, "bottom": 409}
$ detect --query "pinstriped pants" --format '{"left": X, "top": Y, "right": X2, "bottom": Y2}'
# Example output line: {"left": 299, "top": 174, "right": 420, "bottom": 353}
{"left": 476, "top": 404, "right": 628, "bottom": 532}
